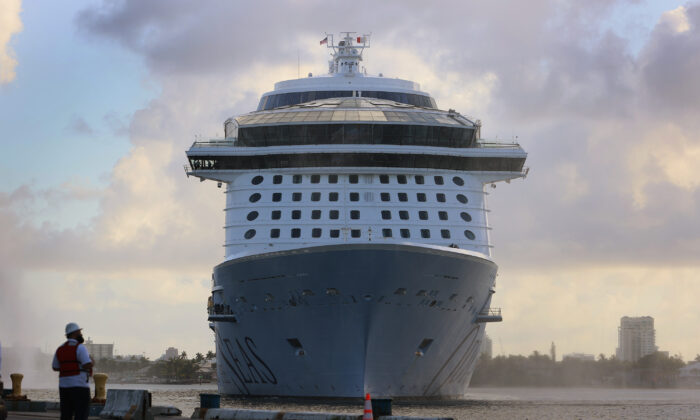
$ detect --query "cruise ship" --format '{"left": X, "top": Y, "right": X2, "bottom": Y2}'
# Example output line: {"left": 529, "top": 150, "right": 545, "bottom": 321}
{"left": 186, "top": 33, "right": 527, "bottom": 398}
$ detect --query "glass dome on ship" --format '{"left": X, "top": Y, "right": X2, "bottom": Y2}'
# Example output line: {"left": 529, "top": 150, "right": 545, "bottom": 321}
{"left": 186, "top": 32, "right": 527, "bottom": 398}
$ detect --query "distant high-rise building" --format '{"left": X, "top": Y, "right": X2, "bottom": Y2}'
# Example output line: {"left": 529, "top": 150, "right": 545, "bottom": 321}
{"left": 480, "top": 334, "right": 493, "bottom": 358}
{"left": 84, "top": 338, "right": 114, "bottom": 360}
{"left": 163, "top": 347, "right": 179, "bottom": 360}
{"left": 550, "top": 342, "right": 556, "bottom": 362}
{"left": 616, "top": 316, "right": 657, "bottom": 362}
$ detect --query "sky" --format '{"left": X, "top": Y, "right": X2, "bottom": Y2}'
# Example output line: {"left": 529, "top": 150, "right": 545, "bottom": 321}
{"left": 1, "top": 0, "right": 699, "bottom": 368}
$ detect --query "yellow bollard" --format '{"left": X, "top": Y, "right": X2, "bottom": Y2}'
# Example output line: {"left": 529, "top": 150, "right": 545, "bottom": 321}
{"left": 7, "top": 374, "right": 27, "bottom": 400}
{"left": 92, "top": 373, "right": 108, "bottom": 404}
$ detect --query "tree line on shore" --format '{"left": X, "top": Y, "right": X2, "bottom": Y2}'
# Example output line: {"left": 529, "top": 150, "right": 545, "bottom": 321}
{"left": 471, "top": 351, "right": 696, "bottom": 388}
{"left": 94, "top": 351, "right": 216, "bottom": 381}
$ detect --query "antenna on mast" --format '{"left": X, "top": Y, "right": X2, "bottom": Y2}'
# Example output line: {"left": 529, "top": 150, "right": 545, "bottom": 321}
{"left": 322, "top": 32, "right": 371, "bottom": 75}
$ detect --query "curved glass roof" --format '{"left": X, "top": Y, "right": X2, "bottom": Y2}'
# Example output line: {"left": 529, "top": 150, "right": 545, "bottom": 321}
{"left": 234, "top": 98, "right": 476, "bottom": 128}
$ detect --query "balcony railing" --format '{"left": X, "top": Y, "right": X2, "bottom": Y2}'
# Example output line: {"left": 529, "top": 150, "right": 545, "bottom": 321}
{"left": 475, "top": 307, "right": 503, "bottom": 323}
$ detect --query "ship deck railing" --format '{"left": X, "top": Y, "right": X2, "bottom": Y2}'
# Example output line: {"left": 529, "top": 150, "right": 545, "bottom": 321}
{"left": 475, "top": 307, "right": 503, "bottom": 323}
{"left": 476, "top": 140, "right": 521, "bottom": 148}
{"left": 187, "top": 138, "right": 521, "bottom": 149}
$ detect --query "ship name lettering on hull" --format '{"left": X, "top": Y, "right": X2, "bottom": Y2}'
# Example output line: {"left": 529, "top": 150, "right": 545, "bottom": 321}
{"left": 219, "top": 336, "right": 277, "bottom": 394}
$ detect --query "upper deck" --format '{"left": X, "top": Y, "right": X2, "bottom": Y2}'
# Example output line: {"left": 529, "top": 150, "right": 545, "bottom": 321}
{"left": 228, "top": 97, "right": 478, "bottom": 148}
{"left": 257, "top": 33, "right": 437, "bottom": 111}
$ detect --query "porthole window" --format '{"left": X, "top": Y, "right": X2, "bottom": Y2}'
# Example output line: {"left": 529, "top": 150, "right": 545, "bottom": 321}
{"left": 273, "top": 175, "right": 283, "bottom": 184}
{"left": 293, "top": 174, "right": 302, "bottom": 184}
{"left": 291, "top": 228, "right": 301, "bottom": 238}
{"left": 419, "top": 211, "right": 428, "bottom": 220}
{"left": 398, "top": 193, "right": 408, "bottom": 202}
{"left": 382, "top": 228, "right": 393, "bottom": 238}
{"left": 397, "top": 175, "right": 407, "bottom": 184}
{"left": 350, "top": 210, "right": 360, "bottom": 220}
{"left": 452, "top": 176, "right": 464, "bottom": 186}
{"left": 329, "top": 210, "right": 339, "bottom": 219}
{"left": 441, "top": 229, "right": 451, "bottom": 239}
{"left": 381, "top": 210, "right": 391, "bottom": 220}
{"left": 434, "top": 176, "right": 444, "bottom": 185}
{"left": 244, "top": 229, "right": 256, "bottom": 239}
{"left": 460, "top": 212, "right": 472, "bottom": 222}
{"left": 350, "top": 192, "right": 360, "bottom": 202}
{"left": 312, "top": 228, "right": 322, "bottom": 238}
{"left": 328, "top": 174, "right": 338, "bottom": 184}
{"left": 252, "top": 175, "right": 264, "bottom": 185}
{"left": 311, "top": 174, "right": 321, "bottom": 184}
{"left": 272, "top": 192, "right": 282, "bottom": 202}
{"left": 399, "top": 210, "right": 409, "bottom": 220}
{"left": 417, "top": 193, "right": 426, "bottom": 202}
{"left": 464, "top": 230, "right": 476, "bottom": 240}
{"left": 379, "top": 174, "right": 390, "bottom": 184}
{"left": 311, "top": 192, "right": 321, "bottom": 201}
{"left": 330, "top": 229, "right": 340, "bottom": 238}
{"left": 311, "top": 210, "right": 321, "bottom": 220}
{"left": 292, "top": 210, "right": 301, "bottom": 220}
{"left": 249, "top": 193, "right": 261, "bottom": 203}
{"left": 456, "top": 194, "right": 468, "bottom": 204}
{"left": 293, "top": 192, "right": 302, "bottom": 201}
{"left": 351, "top": 229, "right": 361, "bottom": 238}
{"left": 329, "top": 192, "right": 339, "bottom": 201}
{"left": 381, "top": 192, "right": 390, "bottom": 202}
{"left": 436, "top": 193, "right": 446, "bottom": 203}
{"left": 349, "top": 174, "right": 359, "bottom": 184}
{"left": 421, "top": 229, "right": 430, "bottom": 238}
{"left": 439, "top": 211, "right": 448, "bottom": 220}
{"left": 400, "top": 229, "right": 411, "bottom": 238}
{"left": 271, "top": 210, "right": 281, "bottom": 220}
{"left": 415, "top": 175, "right": 425, "bottom": 185}
{"left": 247, "top": 211, "right": 259, "bottom": 221}
{"left": 270, "top": 228, "right": 280, "bottom": 238}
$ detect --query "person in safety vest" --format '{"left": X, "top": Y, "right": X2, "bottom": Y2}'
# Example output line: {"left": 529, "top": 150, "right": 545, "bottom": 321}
{"left": 52, "top": 323, "right": 93, "bottom": 420}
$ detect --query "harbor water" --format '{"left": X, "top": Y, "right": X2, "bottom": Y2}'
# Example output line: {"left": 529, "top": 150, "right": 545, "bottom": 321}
{"left": 22, "top": 385, "right": 700, "bottom": 419}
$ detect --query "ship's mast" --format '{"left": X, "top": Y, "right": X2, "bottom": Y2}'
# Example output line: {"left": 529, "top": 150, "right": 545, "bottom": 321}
{"left": 325, "top": 32, "right": 370, "bottom": 75}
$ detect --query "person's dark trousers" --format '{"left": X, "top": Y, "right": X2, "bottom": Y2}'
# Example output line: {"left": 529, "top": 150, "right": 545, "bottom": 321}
{"left": 59, "top": 387, "right": 90, "bottom": 420}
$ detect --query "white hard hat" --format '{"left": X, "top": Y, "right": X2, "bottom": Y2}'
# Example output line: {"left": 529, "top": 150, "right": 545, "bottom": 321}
{"left": 65, "top": 322, "right": 82, "bottom": 335}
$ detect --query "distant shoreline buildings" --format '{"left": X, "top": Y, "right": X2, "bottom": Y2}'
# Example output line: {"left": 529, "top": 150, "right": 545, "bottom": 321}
{"left": 616, "top": 316, "right": 657, "bottom": 362}
{"left": 84, "top": 338, "right": 114, "bottom": 360}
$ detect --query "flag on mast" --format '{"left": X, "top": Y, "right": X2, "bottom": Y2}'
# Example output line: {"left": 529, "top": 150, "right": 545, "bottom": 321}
{"left": 320, "top": 36, "right": 328, "bottom": 45}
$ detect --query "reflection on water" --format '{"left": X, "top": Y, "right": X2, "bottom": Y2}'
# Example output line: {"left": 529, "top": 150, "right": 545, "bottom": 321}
{"left": 24, "top": 386, "right": 700, "bottom": 419}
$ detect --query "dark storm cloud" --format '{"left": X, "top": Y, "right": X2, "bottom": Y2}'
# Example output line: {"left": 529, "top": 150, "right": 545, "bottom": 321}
{"left": 641, "top": 3, "right": 700, "bottom": 116}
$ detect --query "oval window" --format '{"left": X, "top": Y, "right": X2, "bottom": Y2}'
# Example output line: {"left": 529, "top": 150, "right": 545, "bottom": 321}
{"left": 244, "top": 229, "right": 256, "bottom": 239}
{"left": 453, "top": 176, "right": 464, "bottom": 186}
{"left": 456, "top": 194, "right": 468, "bottom": 204}
{"left": 249, "top": 193, "right": 261, "bottom": 203}
{"left": 464, "top": 230, "right": 475, "bottom": 240}
{"left": 251, "top": 175, "right": 264, "bottom": 185}
{"left": 247, "top": 211, "right": 259, "bottom": 221}
{"left": 460, "top": 212, "right": 472, "bottom": 222}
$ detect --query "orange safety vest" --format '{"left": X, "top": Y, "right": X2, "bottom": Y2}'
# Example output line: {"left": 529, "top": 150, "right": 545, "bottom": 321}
{"left": 56, "top": 341, "right": 91, "bottom": 378}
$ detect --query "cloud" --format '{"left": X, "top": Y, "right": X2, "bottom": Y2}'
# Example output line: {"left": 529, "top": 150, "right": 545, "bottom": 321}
{"left": 660, "top": 6, "right": 691, "bottom": 33}
{"left": 0, "top": 0, "right": 22, "bottom": 84}
{"left": 641, "top": 3, "right": 700, "bottom": 116}
{"left": 67, "top": 116, "right": 95, "bottom": 135}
